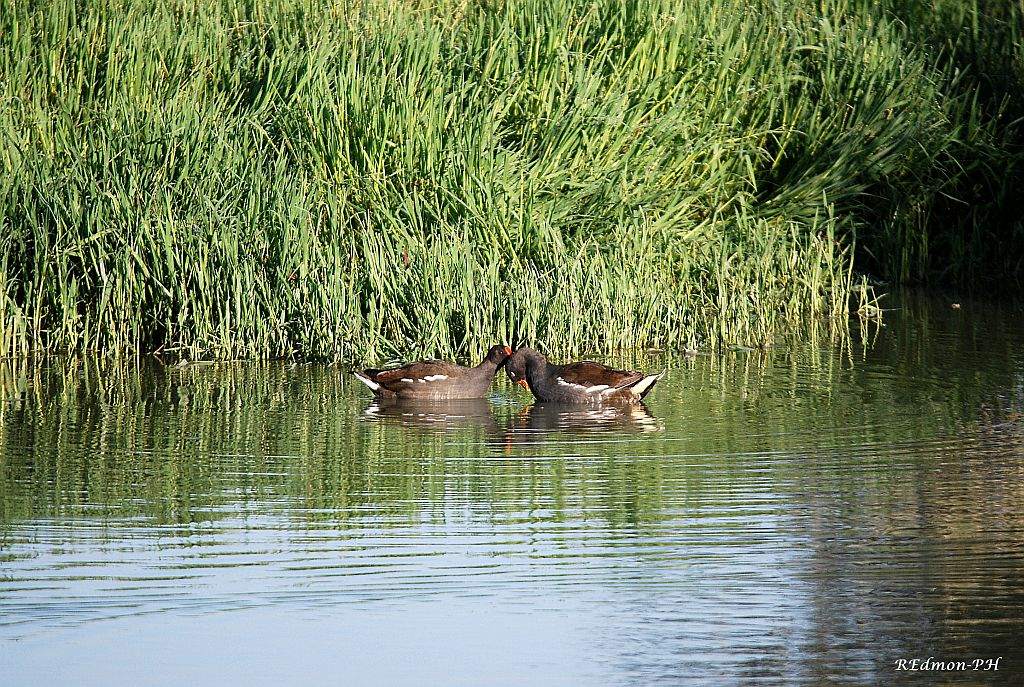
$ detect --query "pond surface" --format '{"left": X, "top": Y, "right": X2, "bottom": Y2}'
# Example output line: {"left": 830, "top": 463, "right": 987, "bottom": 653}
{"left": 2, "top": 294, "right": 1023, "bottom": 686}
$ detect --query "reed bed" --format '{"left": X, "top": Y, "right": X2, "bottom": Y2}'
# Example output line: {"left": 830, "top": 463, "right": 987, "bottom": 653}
{"left": 1, "top": 0, "right": 1020, "bottom": 362}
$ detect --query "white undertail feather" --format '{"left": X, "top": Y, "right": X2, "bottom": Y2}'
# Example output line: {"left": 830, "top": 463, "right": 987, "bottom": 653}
{"left": 629, "top": 372, "right": 664, "bottom": 398}
{"left": 353, "top": 372, "right": 380, "bottom": 392}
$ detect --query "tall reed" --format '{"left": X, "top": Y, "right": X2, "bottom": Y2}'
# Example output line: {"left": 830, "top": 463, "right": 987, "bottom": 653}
{"left": 1, "top": 0, "right": 1020, "bottom": 361}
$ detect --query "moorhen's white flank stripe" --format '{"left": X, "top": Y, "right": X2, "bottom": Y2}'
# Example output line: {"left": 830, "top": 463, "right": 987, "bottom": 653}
{"left": 556, "top": 378, "right": 611, "bottom": 394}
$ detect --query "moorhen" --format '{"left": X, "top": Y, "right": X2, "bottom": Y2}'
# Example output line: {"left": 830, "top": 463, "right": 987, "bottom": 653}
{"left": 353, "top": 345, "right": 512, "bottom": 400}
{"left": 505, "top": 347, "right": 664, "bottom": 404}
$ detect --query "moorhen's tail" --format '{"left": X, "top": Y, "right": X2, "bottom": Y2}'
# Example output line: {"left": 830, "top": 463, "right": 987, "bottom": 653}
{"left": 628, "top": 372, "right": 664, "bottom": 400}
{"left": 353, "top": 370, "right": 381, "bottom": 392}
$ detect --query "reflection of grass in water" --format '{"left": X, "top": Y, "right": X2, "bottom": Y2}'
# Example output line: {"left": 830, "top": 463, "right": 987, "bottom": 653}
{"left": 4, "top": 0, "right": 1022, "bottom": 359}
{"left": 0, "top": 361, "right": 650, "bottom": 528}
{"left": 2, "top": 301, "right": 1021, "bottom": 532}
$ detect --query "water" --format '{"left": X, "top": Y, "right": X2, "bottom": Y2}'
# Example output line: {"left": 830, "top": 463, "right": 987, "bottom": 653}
{"left": 2, "top": 294, "right": 1023, "bottom": 686}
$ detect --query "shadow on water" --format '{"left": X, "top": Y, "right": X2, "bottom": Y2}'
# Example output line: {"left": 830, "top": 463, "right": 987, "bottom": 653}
{"left": 1, "top": 292, "right": 1024, "bottom": 684}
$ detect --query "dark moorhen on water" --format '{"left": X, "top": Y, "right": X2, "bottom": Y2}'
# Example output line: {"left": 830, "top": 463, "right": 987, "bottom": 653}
{"left": 353, "top": 345, "right": 512, "bottom": 400}
{"left": 505, "top": 347, "right": 664, "bottom": 404}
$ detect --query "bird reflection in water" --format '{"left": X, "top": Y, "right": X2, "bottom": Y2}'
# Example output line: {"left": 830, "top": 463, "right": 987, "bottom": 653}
{"left": 363, "top": 397, "right": 663, "bottom": 453}
{"left": 362, "top": 397, "right": 501, "bottom": 434}
{"left": 499, "top": 402, "right": 663, "bottom": 447}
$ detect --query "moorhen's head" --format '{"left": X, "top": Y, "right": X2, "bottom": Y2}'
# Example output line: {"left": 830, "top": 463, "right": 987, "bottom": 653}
{"left": 485, "top": 344, "right": 514, "bottom": 367}
{"left": 504, "top": 347, "right": 535, "bottom": 389}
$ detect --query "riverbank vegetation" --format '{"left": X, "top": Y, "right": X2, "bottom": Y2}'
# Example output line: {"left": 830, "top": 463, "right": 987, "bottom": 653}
{"left": 1, "top": 0, "right": 1021, "bottom": 361}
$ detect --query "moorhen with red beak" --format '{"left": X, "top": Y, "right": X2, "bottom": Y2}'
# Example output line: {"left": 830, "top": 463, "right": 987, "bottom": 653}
{"left": 505, "top": 347, "right": 664, "bottom": 404}
{"left": 353, "top": 345, "right": 513, "bottom": 400}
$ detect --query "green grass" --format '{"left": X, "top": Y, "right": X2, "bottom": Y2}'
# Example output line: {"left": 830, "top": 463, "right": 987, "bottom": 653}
{"left": 0, "top": 0, "right": 1020, "bottom": 362}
